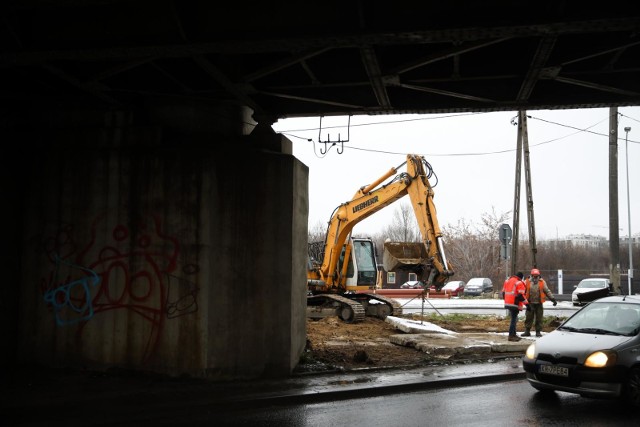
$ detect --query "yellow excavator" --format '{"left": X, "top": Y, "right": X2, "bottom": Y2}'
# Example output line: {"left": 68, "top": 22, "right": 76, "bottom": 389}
{"left": 306, "top": 154, "right": 454, "bottom": 323}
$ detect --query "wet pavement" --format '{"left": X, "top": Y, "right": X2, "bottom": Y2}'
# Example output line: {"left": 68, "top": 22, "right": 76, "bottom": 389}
{"left": 3, "top": 332, "right": 529, "bottom": 426}
{"left": 3, "top": 298, "right": 557, "bottom": 425}
{"left": 3, "top": 357, "right": 526, "bottom": 426}
{"left": 232, "top": 357, "right": 526, "bottom": 405}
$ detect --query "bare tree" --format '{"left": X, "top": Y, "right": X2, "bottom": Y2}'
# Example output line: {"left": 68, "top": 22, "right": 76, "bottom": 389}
{"left": 308, "top": 220, "right": 327, "bottom": 264}
{"left": 379, "top": 202, "right": 420, "bottom": 242}
{"left": 308, "top": 220, "right": 326, "bottom": 244}
{"left": 442, "top": 207, "right": 511, "bottom": 288}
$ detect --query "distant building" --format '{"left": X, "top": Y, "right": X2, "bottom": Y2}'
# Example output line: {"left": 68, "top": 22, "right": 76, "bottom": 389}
{"left": 566, "top": 234, "right": 608, "bottom": 248}
{"left": 543, "top": 234, "right": 639, "bottom": 249}
{"left": 621, "top": 235, "right": 640, "bottom": 246}
{"left": 544, "top": 234, "right": 606, "bottom": 249}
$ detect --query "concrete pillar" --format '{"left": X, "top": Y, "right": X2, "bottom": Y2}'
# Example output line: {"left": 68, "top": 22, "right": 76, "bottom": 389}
{"left": 4, "top": 104, "right": 308, "bottom": 379}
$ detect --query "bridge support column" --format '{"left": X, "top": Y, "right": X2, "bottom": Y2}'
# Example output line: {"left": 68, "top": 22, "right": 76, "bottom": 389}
{"left": 3, "top": 104, "right": 308, "bottom": 379}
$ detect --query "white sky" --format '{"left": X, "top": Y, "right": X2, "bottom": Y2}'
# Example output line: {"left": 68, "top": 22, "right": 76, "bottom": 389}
{"left": 272, "top": 107, "right": 640, "bottom": 241}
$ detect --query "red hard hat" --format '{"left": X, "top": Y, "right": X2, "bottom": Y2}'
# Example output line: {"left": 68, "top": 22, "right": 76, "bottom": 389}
{"left": 531, "top": 268, "right": 541, "bottom": 276}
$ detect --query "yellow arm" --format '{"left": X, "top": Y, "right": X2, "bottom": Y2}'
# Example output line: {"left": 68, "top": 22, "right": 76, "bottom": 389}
{"left": 317, "top": 154, "right": 454, "bottom": 289}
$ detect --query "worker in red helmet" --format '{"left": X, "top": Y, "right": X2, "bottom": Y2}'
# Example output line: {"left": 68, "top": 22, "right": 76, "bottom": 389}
{"left": 522, "top": 268, "right": 557, "bottom": 337}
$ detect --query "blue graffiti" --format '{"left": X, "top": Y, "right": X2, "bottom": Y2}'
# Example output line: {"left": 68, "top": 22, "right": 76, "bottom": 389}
{"left": 43, "top": 255, "right": 101, "bottom": 326}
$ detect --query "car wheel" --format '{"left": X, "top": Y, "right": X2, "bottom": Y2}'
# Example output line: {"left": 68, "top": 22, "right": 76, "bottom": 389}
{"left": 625, "top": 366, "right": 640, "bottom": 407}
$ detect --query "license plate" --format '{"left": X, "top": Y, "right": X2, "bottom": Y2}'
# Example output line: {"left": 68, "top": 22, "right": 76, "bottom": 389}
{"left": 539, "top": 365, "right": 569, "bottom": 377}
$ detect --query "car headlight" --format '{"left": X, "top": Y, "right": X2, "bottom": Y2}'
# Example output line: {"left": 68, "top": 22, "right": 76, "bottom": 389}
{"left": 584, "top": 350, "right": 617, "bottom": 368}
{"left": 524, "top": 343, "right": 536, "bottom": 360}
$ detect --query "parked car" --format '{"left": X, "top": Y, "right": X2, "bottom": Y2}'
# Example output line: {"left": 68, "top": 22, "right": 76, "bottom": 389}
{"left": 400, "top": 280, "right": 424, "bottom": 289}
{"left": 522, "top": 295, "right": 640, "bottom": 406}
{"left": 571, "top": 278, "right": 613, "bottom": 306}
{"left": 434, "top": 280, "right": 465, "bottom": 296}
{"left": 464, "top": 277, "right": 493, "bottom": 296}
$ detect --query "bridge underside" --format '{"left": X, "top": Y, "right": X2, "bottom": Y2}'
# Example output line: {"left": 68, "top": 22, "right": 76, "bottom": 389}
{"left": 2, "top": 2, "right": 640, "bottom": 121}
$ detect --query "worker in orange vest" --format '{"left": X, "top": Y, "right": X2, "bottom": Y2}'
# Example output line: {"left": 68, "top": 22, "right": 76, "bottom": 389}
{"left": 522, "top": 268, "right": 557, "bottom": 337}
{"left": 502, "top": 272, "right": 528, "bottom": 341}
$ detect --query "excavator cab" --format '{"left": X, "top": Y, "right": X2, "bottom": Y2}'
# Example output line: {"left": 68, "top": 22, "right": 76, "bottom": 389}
{"left": 342, "top": 238, "right": 378, "bottom": 290}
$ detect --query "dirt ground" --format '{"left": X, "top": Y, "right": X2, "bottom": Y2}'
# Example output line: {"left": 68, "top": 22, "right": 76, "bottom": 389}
{"left": 298, "top": 313, "right": 562, "bottom": 373}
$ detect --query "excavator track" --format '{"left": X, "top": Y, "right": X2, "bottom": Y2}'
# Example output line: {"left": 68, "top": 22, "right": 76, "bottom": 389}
{"left": 365, "top": 293, "right": 403, "bottom": 317}
{"left": 307, "top": 294, "right": 366, "bottom": 323}
{"left": 349, "top": 293, "right": 402, "bottom": 319}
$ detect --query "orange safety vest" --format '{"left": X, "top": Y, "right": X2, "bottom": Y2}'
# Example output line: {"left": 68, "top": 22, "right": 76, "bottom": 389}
{"left": 524, "top": 278, "right": 548, "bottom": 303}
{"left": 503, "top": 276, "right": 527, "bottom": 310}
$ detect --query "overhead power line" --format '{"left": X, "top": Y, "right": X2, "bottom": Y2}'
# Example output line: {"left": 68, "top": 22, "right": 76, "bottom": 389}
{"left": 276, "top": 110, "right": 640, "bottom": 158}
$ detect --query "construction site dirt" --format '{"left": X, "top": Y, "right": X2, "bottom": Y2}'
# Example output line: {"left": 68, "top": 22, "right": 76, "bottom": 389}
{"left": 298, "top": 313, "right": 563, "bottom": 373}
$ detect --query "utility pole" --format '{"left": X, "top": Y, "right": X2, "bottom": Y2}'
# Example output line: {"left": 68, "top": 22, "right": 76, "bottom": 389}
{"left": 500, "top": 223, "right": 512, "bottom": 280}
{"left": 609, "top": 107, "right": 621, "bottom": 294}
{"left": 510, "top": 112, "right": 523, "bottom": 275}
{"left": 624, "top": 126, "right": 633, "bottom": 295}
{"left": 510, "top": 111, "right": 538, "bottom": 274}
{"left": 522, "top": 113, "right": 538, "bottom": 268}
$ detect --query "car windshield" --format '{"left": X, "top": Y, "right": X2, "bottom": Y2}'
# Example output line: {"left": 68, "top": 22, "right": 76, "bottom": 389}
{"left": 560, "top": 302, "right": 640, "bottom": 336}
{"left": 576, "top": 280, "right": 607, "bottom": 289}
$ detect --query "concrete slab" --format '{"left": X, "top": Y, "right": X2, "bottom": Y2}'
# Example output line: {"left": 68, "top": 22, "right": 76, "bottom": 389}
{"left": 386, "top": 315, "right": 532, "bottom": 359}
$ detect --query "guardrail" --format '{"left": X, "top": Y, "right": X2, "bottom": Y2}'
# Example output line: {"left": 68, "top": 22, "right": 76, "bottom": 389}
{"left": 363, "top": 289, "right": 451, "bottom": 299}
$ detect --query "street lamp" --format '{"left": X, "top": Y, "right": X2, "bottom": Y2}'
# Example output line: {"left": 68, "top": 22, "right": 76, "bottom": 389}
{"left": 624, "top": 126, "right": 633, "bottom": 295}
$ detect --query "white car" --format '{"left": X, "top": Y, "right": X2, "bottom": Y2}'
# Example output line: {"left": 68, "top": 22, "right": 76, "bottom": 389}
{"left": 571, "top": 278, "right": 613, "bottom": 306}
{"left": 400, "top": 280, "right": 424, "bottom": 289}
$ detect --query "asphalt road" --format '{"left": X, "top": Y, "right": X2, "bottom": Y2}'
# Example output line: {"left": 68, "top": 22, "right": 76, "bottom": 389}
{"left": 216, "top": 378, "right": 638, "bottom": 427}
{"left": 3, "top": 359, "right": 529, "bottom": 426}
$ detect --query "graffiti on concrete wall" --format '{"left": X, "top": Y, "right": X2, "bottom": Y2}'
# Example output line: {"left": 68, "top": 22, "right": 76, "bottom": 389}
{"left": 39, "top": 214, "right": 200, "bottom": 360}
{"left": 165, "top": 272, "right": 199, "bottom": 319}
{"left": 43, "top": 254, "right": 101, "bottom": 326}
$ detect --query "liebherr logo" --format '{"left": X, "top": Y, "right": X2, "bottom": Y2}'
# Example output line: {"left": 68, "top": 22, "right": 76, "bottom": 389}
{"left": 353, "top": 196, "right": 379, "bottom": 213}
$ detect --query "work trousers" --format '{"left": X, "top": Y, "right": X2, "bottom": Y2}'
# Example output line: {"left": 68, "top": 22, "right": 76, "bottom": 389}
{"left": 507, "top": 306, "right": 520, "bottom": 336}
{"left": 524, "top": 303, "right": 544, "bottom": 332}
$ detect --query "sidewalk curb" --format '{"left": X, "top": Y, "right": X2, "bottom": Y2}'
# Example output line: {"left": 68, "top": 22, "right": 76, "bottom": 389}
{"left": 222, "top": 365, "right": 526, "bottom": 407}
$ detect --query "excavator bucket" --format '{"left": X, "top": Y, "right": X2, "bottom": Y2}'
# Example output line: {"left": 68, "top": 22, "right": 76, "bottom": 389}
{"left": 382, "top": 242, "right": 429, "bottom": 272}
